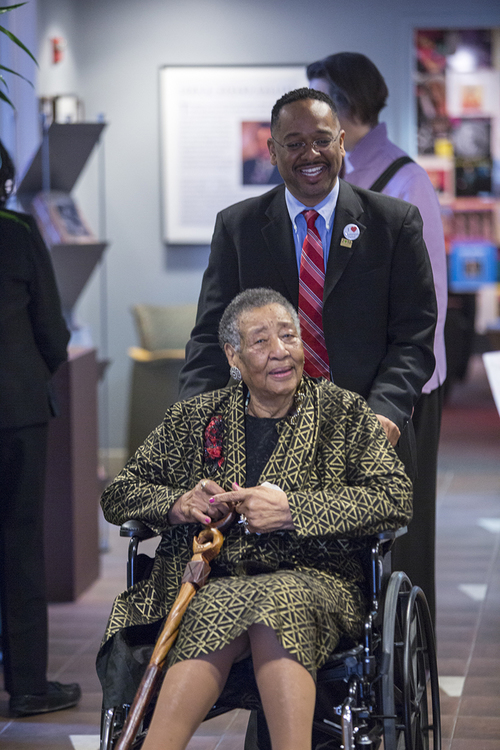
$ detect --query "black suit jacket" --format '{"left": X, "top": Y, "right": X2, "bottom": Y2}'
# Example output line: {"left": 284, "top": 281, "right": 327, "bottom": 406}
{"left": 0, "top": 209, "right": 70, "bottom": 429}
{"left": 179, "top": 180, "right": 437, "bottom": 434}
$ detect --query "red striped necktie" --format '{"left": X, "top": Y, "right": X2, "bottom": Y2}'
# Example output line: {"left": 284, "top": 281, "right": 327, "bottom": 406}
{"left": 298, "top": 209, "right": 331, "bottom": 380}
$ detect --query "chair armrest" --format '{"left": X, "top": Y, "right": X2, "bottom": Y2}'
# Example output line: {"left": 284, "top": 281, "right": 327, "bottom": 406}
{"left": 366, "top": 528, "right": 407, "bottom": 611}
{"left": 120, "top": 519, "right": 158, "bottom": 540}
{"left": 375, "top": 526, "right": 407, "bottom": 542}
{"left": 128, "top": 346, "right": 185, "bottom": 362}
{"left": 121, "top": 520, "right": 159, "bottom": 588}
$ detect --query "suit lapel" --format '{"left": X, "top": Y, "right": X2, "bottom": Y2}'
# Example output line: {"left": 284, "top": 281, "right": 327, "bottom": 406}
{"left": 261, "top": 187, "right": 299, "bottom": 306}
{"left": 199, "top": 385, "right": 247, "bottom": 491}
{"left": 324, "top": 180, "right": 366, "bottom": 302}
{"left": 258, "top": 182, "right": 367, "bottom": 307}
{"left": 223, "top": 383, "right": 247, "bottom": 490}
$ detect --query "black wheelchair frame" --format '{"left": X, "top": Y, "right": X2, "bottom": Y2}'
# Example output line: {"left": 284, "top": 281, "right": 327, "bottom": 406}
{"left": 100, "top": 520, "right": 441, "bottom": 750}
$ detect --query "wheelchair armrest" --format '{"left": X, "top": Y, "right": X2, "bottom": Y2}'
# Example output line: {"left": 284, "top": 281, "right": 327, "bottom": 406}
{"left": 366, "top": 527, "right": 407, "bottom": 614}
{"left": 375, "top": 526, "right": 407, "bottom": 542}
{"left": 120, "top": 521, "right": 159, "bottom": 589}
{"left": 120, "top": 519, "right": 158, "bottom": 541}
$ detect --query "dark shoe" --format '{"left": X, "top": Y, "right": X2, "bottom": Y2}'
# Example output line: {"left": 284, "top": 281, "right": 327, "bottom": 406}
{"left": 9, "top": 681, "right": 81, "bottom": 717}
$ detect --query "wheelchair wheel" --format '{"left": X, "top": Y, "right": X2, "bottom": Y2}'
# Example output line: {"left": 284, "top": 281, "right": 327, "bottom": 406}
{"left": 380, "top": 572, "right": 441, "bottom": 750}
{"left": 100, "top": 703, "right": 153, "bottom": 750}
{"left": 403, "top": 586, "right": 441, "bottom": 750}
{"left": 380, "top": 571, "right": 411, "bottom": 749}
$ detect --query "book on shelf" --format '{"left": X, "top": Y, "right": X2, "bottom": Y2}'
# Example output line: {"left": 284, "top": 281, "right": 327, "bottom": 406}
{"left": 31, "top": 191, "right": 97, "bottom": 246}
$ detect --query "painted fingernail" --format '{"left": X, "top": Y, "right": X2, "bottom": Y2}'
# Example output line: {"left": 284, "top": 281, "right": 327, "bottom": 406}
{"left": 205, "top": 517, "right": 211, "bottom": 524}
{"left": 209, "top": 498, "right": 215, "bottom": 504}
{"left": 234, "top": 482, "right": 240, "bottom": 488}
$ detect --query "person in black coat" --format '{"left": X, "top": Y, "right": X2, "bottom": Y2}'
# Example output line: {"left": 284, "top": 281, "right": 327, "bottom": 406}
{"left": 0, "top": 141, "right": 81, "bottom": 717}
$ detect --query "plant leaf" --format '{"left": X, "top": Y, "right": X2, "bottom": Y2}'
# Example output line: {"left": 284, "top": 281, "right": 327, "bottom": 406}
{"left": 0, "top": 209, "right": 31, "bottom": 231}
{"left": 0, "top": 23, "right": 38, "bottom": 66}
{"left": 0, "top": 4, "right": 27, "bottom": 14}
{"left": 0, "top": 87, "right": 14, "bottom": 108}
{"left": 0, "top": 63, "right": 33, "bottom": 86}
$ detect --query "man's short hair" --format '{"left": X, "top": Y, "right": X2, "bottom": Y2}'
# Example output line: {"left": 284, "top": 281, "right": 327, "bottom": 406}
{"left": 306, "top": 52, "right": 388, "bottom": 127}
{"left": 270, "top": 87, "right": 338, "bottom": 134}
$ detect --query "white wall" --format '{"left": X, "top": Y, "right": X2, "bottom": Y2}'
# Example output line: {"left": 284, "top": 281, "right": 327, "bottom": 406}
{"left": 32, "top": 0, "right": 500, "bottom": 452}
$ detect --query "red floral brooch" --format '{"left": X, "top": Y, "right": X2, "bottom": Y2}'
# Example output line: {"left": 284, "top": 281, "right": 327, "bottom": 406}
{"left": 204, "top": 415, "right": 225, "bottom": 474}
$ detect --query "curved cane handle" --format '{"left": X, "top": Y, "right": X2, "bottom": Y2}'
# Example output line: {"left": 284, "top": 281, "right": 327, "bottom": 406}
{"left": 193, "top": 526, "right": 224, "bottom": 560}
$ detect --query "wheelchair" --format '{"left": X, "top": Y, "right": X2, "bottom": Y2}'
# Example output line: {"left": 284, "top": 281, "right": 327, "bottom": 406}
{"left": 100, "top": 519, "right": 441, "bottom": 750}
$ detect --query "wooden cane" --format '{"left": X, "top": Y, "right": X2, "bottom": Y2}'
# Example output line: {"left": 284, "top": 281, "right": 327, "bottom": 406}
{"left": 114, "top": 516, "right": 233, "bottom": 750}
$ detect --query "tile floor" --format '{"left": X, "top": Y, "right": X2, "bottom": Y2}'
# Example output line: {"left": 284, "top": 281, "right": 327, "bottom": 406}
{"left": 0, "top": 354, "right": 499, "bottom": 749}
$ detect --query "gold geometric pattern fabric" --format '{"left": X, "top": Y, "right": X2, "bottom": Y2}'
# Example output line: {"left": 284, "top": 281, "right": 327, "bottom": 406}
{"left": 99, "top": 377, "right": 412, "bottom": 677}
{"left": 167, "top": 569, "right": 361, "bottom": 677}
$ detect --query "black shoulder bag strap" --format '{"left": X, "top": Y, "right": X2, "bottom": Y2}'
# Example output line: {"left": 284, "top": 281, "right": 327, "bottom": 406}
{"left": 369, "top": 155, "right": 414, "bottom": 193}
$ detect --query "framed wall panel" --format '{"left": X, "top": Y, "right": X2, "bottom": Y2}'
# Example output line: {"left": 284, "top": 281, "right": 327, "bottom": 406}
{"left": 160, "top": 65, "right": 308, "bottom": 244}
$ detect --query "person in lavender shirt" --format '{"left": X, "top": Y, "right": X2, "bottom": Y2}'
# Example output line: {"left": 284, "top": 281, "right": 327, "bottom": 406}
{"left": 308, "top": 52, "right": 447, "bottom": 625}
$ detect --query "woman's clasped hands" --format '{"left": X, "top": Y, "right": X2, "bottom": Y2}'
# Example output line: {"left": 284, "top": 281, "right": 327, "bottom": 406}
{"left": 168, "top": 480, "right": 294, "bottom": 533}
{"left": 219, "top": 481, "right": 294, "bottom": 534}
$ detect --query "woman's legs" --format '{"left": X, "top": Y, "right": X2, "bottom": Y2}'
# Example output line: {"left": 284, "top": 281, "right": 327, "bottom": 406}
{"left": 142, "top": 633, "right": 249, "bottom": 750}
{"left": 249, "top": 624, "right": 316, "bottom": 750}
{"left": 141, "top": 624, "right": 315, "bottom": 750}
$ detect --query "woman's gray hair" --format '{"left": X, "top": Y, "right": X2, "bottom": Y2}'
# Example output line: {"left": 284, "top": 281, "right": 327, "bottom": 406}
{"left": 218, "top": 288, "right": 301, "bottom": 351}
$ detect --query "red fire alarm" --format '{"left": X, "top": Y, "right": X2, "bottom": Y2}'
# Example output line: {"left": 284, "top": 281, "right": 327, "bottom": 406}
{"left": 51, "top": 37, "right": 66, "bottom": 64}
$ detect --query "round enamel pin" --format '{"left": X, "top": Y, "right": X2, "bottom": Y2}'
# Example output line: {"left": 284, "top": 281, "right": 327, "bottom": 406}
{"left": 343, "top": 224, "right": 360, "bottom": 241}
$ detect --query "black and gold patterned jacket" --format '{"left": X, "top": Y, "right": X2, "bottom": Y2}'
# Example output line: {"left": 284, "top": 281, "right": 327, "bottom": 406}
{"left": 100, "top": 377, "right": 412, "bottom": 646}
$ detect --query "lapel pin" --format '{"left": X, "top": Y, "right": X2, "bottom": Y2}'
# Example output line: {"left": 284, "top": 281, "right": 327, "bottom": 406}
{"left": 343, "top": 224, "right": 360, "bottom": 241}
{"left": 340, "top": 237, "right": 352, "bottom": 248}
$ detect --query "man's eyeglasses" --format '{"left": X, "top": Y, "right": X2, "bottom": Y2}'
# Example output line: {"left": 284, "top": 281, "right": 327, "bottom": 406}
{"left": 272, "top": 131, "right": 341, "bottom": 154}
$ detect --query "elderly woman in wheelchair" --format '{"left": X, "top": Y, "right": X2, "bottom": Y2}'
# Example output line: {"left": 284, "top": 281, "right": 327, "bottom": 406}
{"left": 97, "top": 287, "right": 420, "bottom": 750}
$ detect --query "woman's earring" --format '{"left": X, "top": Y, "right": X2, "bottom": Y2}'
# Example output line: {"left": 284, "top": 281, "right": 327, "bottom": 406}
{"left": 230, "top": 365, "right": 242, "bottom": 381}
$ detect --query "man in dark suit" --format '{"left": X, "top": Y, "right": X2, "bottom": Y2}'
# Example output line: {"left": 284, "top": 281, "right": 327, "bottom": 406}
{"left": 0, "top": 140, "right": 81, "bottom": 716}
{"left": 179, "top": 88, "right": 437, "bottom": 470}
{"left": 178, "top": 88, "right": 436, "bottom": 750}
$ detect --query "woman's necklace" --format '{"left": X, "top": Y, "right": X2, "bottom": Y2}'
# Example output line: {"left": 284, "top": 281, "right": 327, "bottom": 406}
{"left": 245, "top": 380, "right": 306, "bottom": 426}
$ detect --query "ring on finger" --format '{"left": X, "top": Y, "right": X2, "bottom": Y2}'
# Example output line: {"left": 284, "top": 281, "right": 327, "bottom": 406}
{"left": 201, "top": 479, "right": 207, "bottom": 489}
{"left": 238, "top": 513, "right": 250, "bottom": 535}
